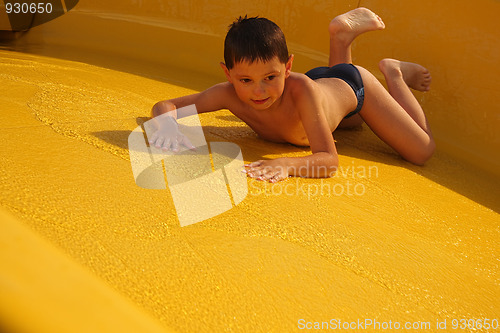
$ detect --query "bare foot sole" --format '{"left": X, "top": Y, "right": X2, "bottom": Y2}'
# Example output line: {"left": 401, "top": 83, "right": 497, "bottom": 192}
{"left": 379, "top": 58, "right": 432, "bottom": 91}
{"left": 329, "top": 7, "right": 385, "bottom": 45}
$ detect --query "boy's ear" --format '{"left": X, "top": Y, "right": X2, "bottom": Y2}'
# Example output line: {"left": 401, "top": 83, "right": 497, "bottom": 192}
{"left": 285, "top": 54, "right": 294, "bottom": 78}
{"left": 220, "top": 62, "right": 233, "bottom": 83}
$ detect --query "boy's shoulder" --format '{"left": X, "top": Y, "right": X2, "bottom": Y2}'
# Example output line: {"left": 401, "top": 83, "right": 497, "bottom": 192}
{"left": 285, "top": 72, "right": 320, "bottom": 101}
{"left": 206, "top": 81, "right": 235, "bottom": 95}
{"left": 197, "top": 81, "right": 241, "bottom": 110}
{"left": 207, "top": 81, "right": 240, "bottom": 101}
{"left": 287, "top": 72, "right": 314, "bottom": 88}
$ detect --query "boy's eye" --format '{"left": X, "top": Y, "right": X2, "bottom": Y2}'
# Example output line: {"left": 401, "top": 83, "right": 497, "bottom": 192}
{"left": 240, "top": 78, "right": 251, "bottom": 83}
{"left": 266, "top": 75, "right": 276, "bottom": 81}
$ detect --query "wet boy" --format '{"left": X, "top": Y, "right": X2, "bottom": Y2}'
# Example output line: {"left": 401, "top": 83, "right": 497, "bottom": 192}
{"left": 150, "top": 8, "right": 435, "bottom": 183}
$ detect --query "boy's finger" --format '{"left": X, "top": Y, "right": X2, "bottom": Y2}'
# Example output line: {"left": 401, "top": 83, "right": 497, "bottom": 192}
{"left": 171, "top": 140, "right": 179, "bottom": 152}
{"left": 148, "top": 132, "right": 159, "bottom": 144}
{"left": 248, "top": 168, "right": 265, "bottom": 178}
{"left": 269, "top": 177, "right": 281, "bottom": 183}
{"left": 161, "top": 138, "right": 171, "bottom": 151}
{"left": 244, "top": 160, "right": 263, "bottom": 167}
{"left": 261, "top": 169, "right": 280, "bottom": 181}
{"left": 181, "top": 135, "right": 196, "bottom": 150}
{"left": 154, "top": 136, "right": 165, "bottom": 148}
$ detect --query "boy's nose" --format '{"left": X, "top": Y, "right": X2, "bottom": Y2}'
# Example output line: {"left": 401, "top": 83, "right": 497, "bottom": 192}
{"left": 253, "top": 83, "right": 265, "bottom": 96}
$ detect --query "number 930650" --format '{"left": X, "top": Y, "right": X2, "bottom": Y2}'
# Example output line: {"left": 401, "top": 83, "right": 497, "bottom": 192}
{"left": 6, "top": 2, "right": 53, "bottom": 14}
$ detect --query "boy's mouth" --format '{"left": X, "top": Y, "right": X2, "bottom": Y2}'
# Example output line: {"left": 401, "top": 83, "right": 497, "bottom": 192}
{"left": 252, "top": 97, "right": 270, "bottom": 105}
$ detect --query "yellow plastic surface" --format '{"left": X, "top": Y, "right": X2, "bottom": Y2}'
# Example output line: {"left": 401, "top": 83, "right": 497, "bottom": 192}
{"left": 0, "top": 1, "right": 499, "bottom": 332}
{"left": 0, "top": 209, "right": 172, "bottom": 333}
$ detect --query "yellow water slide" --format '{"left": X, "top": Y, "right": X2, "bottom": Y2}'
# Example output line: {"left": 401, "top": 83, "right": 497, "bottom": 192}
{"left": 1, "top": 0, "right": 499, "bottom": 332}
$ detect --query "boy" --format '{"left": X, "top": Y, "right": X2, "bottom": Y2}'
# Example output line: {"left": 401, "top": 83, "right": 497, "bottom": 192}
{"left": 149, "top": 8, "right": 435, "bottom": 183}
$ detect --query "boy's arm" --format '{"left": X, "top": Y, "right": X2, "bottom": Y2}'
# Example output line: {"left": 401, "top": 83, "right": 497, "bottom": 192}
{"left": 245, "top": 80, "right": 339, "bottom": 182}
{"left": 149, "top": 83, "right": 231, "bottom": 151}
{"left": 152, "top": 83, "right": 230, "bottom": 119}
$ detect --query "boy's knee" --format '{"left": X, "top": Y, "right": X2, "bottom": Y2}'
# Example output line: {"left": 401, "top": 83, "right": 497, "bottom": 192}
{"left": 408, "top": 140, "right": 435, "bottom": 165}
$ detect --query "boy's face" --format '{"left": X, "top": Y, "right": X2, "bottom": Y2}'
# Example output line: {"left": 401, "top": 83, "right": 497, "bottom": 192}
{"left": 221, "top": 55, "right": 293, "bottom": 110}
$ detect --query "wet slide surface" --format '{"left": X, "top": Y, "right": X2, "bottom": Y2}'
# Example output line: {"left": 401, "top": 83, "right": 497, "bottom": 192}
{"left": 1, "top": 1, "right": 499, "bottom": 332}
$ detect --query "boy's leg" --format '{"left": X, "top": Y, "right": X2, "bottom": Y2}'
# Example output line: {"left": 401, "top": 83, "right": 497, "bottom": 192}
{"left": 328, "top": 7, "right": 385, "bottom": 66}
{"left": 357, "top": 62, "right": 435, "bottom": 165}
{"left": 329, "top": 7, "right": 384, "bottom": 128}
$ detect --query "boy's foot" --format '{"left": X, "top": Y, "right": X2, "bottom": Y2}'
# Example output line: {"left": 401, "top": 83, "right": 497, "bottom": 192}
{"left": 329, "top": 7, "right": 385, "bottom": 45}
{"left": 379, "top": 58, "right": 432, "bottom": 91}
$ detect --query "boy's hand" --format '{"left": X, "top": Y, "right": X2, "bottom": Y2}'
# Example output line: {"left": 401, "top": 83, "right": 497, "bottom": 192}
{"left": 244, "top": 159, "right": 289, "bottom": 183}
{"left": 148, "top": 115, "right": 195, "bottom": 152}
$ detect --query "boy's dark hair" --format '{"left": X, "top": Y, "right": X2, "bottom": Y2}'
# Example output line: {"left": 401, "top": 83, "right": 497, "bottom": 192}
{"left": 224, "top": 16, "right": 289, "bottom": 70}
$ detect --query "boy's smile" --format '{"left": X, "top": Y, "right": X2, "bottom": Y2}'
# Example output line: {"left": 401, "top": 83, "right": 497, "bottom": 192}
{"left": 221, "top": 55, "right": 293, "bottom": 110}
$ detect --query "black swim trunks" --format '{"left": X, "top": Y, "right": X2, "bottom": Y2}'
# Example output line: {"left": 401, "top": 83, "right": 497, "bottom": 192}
{"left": 304, "top": 63, "right": 364, "bottom": 118}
